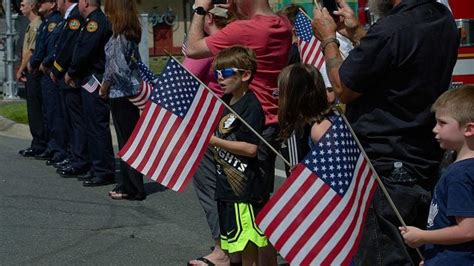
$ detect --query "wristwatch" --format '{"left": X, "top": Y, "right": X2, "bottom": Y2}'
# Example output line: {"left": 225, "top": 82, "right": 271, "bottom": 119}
{"left": 192, "top": 4, "right": 207, "bottom": 16}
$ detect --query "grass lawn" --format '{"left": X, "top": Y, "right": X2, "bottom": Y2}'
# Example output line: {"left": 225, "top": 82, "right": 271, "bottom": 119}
{"left": 149, "top": 55, "right": 184, "bottom": 75}
{"left": 0, "top": 102, "right": 28, "bottom": 124}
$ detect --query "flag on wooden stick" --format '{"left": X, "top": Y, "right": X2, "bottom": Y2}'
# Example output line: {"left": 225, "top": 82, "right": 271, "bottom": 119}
{"left": 118, "top": 58, "right": 224, "bottom": 192}
{"left": 256, "top": 113, "right": 378, "bottom": 265}
{"left": 295, "top": 11, "right": 325, "bottom": 70}
{"left": 82, "top": 74, "right": 100, "bottom": 93}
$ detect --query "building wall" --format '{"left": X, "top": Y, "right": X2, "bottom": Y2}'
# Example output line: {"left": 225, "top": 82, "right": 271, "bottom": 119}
{"left": 136, "top": 0, "right": 191, "bottom": 54}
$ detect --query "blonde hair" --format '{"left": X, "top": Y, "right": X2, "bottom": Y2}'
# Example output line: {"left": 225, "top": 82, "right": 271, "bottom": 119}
{"left": 213, "top": 46, "right": 257, "bottom": 80}
{"left": 431, "top": 85, "right": 474, "bottom": 125}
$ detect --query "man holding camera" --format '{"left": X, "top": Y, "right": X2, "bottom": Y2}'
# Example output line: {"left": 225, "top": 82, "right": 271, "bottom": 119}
{"left": 312, "top": 0, "right": 458, "bottom": 264}
{"left": 187, "top": 0, "right": 292, "bottom": 265}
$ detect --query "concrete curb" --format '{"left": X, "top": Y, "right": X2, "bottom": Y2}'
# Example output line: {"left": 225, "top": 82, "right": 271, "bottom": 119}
{"left": 0, "top": 115, "right": 33, "bottom": 140}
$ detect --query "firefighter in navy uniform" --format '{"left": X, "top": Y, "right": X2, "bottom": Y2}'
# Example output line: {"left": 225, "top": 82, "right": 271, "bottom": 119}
{"left": 64, "top": 0, "right": 114, "bottom": 187}
{"left": 50, "top": 0, "right": 91, "bottom": 178}
{"left": 29, "top": 0, "right": 67, "bottom": 166}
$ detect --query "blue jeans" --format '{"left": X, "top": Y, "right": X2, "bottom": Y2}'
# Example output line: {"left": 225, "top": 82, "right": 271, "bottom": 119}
{"left": 353, "top": 174, "right": 432, "bottom": 265}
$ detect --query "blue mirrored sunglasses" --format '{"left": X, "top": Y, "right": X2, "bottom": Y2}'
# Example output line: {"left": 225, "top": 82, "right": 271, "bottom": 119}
{"left": 214, "top": 67, "right": 247, "bottom": 80}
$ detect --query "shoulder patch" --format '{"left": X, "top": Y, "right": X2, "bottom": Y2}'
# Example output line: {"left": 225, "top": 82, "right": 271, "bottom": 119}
{"left": 68, "top": 19, "right": 81, "bottom": 30}
{"left": 86, "top": 21, "right": 98, "bottom": 33}
{"left": 48, "top": 22, "right": 57, "bottom": 32}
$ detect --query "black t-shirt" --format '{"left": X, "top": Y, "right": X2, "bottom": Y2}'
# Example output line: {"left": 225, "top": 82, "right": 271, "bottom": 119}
{"left": 214, "top": 91, "right": 265, "bottom": 202}
{"left": 339, "top": 0, "right": 459, "bottom": 187}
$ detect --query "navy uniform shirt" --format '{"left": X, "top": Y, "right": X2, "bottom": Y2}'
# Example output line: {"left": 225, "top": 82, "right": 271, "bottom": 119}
{"left": 339, "top": 0, "right": 459, "bottom": 187}
{"left": 29, "top": 11, "right": 62, "bottom": 70}
{"left": 51, "top": 5, "right": 83, "bottom": 79}
{"left": 68, "top": 8, "right": 112, "bottom": 81}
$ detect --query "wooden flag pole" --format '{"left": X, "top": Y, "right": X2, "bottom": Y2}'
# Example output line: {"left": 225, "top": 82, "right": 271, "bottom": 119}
{"left": 338, "top": 110, "right": 424, "bottom": 261}
{"left": 162, "top": 51, "right": 292, "bottom": 168}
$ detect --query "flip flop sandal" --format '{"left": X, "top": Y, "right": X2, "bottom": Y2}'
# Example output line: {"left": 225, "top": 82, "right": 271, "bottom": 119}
{"left": 187, "top": 257, "right": 216, "bottom": 266}
{"left": 110, "top": 192, "right": 130, "bottom": 200}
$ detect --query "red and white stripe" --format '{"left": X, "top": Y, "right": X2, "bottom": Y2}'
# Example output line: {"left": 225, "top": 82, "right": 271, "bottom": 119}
{"left": 256, "top": 156, "right": 377, "bottom": 265}
{"left": 299, "top": 37, "right": 325, "bottom": 70}
{"left": 118, "top": 86, "right": 223, "bottom": 192}
{"left": 128, "top": 81, "right": 152, "bottom": 110}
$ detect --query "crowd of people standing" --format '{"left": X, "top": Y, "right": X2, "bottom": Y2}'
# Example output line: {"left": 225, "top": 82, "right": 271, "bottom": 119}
{"left": 14, "top": 0, "right": 473, "bottom": 265}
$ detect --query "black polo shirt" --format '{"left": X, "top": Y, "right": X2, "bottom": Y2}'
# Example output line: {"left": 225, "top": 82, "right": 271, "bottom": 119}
{"left": 339, "top": 0, "right": 459, "bottom": 188}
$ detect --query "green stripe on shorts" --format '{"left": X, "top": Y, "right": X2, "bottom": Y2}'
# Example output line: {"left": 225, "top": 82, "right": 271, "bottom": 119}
{"left": 220, "top": 202, "right": 268, "bottom": 254}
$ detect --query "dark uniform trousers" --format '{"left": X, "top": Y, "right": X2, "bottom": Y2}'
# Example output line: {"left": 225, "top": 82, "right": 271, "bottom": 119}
{"left": 59, "top": 80, "right": 89, "bottom": 171}
{"left": 41, "top": 75, "right": 67, "bottom": 160}
{"left": 81, "top": 87, "right": 114, "bottom": 180}
{"left": 25, "top": 71, "right": 48, "bottom": 153}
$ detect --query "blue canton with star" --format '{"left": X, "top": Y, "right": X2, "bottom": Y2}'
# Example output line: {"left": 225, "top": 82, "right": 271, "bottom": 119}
{"left": 295, "top": 12, "right": 314, "bottom": 43}
{"left": 137, "top": 60, "right": 159, "bottom": 84}
{"left": 150, "top": 58, "right": 201, "bottom": 118}
{"left": 302, "top": 115, "right": 361, "bottom": 196}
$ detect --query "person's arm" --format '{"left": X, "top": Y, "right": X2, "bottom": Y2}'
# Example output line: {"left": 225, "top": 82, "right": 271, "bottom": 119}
{"left": 310, "top": 119, "right": 333, "bottom": 143}
{"left": 16, "top": 49, "right": 33, "bottom": 80}
{"left": 186, "top": 0, "right": 213, "bottom": 58}
{"left": 68, "top": 18, "right": 108, "bottom": 79}
{"left": 333, "top": 0, "right": 367, "bottom": 45}
{"left": 210, "top": 135, "right": 258, "bottom": 157}
{"left": 51, "top": 17, "right": 82, "bottom": 80}
{"left": 312, "top": 0, "right": 365, "bottom": 103}
{"left": 399, "top": 217, "right": 474, "bottom": 248}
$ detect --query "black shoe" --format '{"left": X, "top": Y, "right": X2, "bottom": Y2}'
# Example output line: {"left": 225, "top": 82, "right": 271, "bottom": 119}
{"left": 83, "top": 178, "right": 114, "bottom": 187}
{"left": 53, "top": 159, "right": 70, "bottom": 169}
{"left": 19, "top": 148, "right": 35, "bottom": 157}
{"left": 57, "top": 166, "right": 89, "bottom": 178}
{"left": 77, "top": 172, "right": 94, "bottom": 181}
{"left": 46, "top": 157, "right": 65, "bottom": 166}
{"left": 35, "top": 151, "right": 53, "bottom": 160}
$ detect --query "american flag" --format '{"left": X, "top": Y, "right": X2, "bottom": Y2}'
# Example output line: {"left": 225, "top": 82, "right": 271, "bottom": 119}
{"left": 295, "top": 11, "right": 325, "bottom": 70}
{"left": 82, "top": 74, "right": 100, "bottom": 93}
{"left": 118, "top": 58, "right": 224, "bottom": 192}
{"left": 256, "top": 113, "right": 378, "bottom": 265}
{"left": 128, "top": 61, "right": 157, "bottom": 110}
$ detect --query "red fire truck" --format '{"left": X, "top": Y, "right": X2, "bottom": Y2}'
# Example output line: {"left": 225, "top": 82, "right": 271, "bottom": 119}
{"left": 357, "top": 0, "right": 474, "bottom": 87}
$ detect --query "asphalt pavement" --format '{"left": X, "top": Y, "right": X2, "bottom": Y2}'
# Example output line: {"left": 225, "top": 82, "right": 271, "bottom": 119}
{"left": 0, "top": 116, "right": 287, "bottom": 265}
{"left": 0, "top": 134, "right": 222, "bottom": 265}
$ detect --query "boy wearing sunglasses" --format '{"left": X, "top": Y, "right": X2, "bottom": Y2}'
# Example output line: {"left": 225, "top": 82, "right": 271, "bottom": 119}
{"left": 206, "top": 46, "right": 267, "bottom": 266}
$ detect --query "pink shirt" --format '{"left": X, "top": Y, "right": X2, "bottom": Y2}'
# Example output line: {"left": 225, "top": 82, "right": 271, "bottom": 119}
{"left": 182, "top": 57, "right": 222, "bottom": 96}
{"left": 205, "top": 15, "right": 292, "bottom": 125}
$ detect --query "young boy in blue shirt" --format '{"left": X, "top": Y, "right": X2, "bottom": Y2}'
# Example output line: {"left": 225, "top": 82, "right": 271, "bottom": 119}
{"left": 209, "top": 46, "right": 268, "bottom": 266}
{"left": 399, "top": 85, "right": 474, "bottom": 265}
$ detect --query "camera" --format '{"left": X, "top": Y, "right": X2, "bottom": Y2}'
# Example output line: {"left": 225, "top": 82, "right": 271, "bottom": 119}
{"left": 212, "top": 0, "right": 227, "bottom": 4}
{"left": 322, "top": 0, "right": 340, "bottom": 22}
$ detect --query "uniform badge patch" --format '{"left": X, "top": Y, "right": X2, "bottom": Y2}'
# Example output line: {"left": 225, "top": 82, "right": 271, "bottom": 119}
{"left": 68, "top": 19, "right": 80, "bottom": 30}
{"left": 48, "top": 22, "right": 57, "bottom": 32}
{"left": 86, "top": 21, "right": 98, "bottom": 32}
